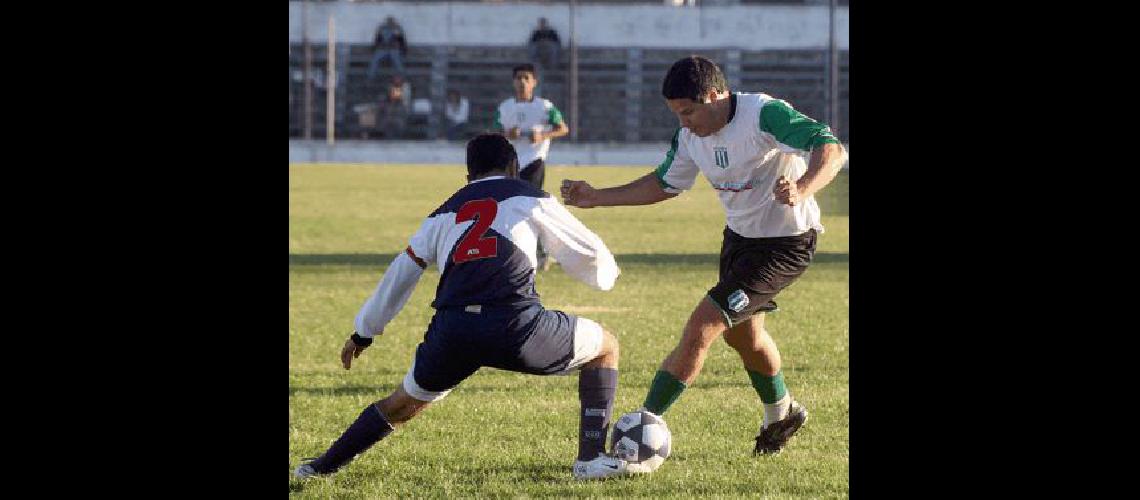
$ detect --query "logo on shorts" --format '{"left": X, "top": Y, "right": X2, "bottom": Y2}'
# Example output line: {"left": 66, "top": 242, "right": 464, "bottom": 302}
{"left": 728, "top": 289, "right": 750, "bottom": 312}
{"left": 714, "top": 147, "right": 729, "bottom": 168}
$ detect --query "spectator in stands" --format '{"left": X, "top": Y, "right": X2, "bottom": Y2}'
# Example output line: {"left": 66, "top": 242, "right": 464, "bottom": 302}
{"left": 444, "top": 89, "right": 470, "bottom": 141}
{"left": 391, "top": 74, "right": 413, "bottom": 109}
{"left": 368, "top": 16, "right": 407, "bottom": 80}
{"left": 527, "top": 18, "right": 561, "bottom": 73}
{"left": 375, "top": 78, "right": 409, "bottom": 139}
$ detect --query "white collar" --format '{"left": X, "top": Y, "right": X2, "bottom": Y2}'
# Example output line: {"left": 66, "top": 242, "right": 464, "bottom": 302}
{"left": 469, "top": 175, "right": 506, "bottom": 184}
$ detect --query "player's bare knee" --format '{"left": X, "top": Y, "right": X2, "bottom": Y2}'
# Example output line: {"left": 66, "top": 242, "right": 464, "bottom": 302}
{"left": 585, "top": 329, "right": 619, "bottom": 368}
{"left": 376, "top": 391, "right": 429, "bottom": 425}
{"left": 602, "top": 329, "right": 618, "bottom": 359}
{"left": 680, "top": 326, "right": 719, "bottom": 354}
{"left": 724, "top": 331, "right": 748, "bottom": 352}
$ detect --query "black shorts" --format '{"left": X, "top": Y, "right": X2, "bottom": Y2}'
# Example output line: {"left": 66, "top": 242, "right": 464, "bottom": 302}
{"left": 519, "top": 159, "right": 545, "bottom": 190}
{"left": 706, "top": 227, "right": 816, "bottom": 327}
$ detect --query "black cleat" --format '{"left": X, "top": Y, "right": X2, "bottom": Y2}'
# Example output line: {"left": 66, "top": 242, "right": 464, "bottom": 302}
{"left": 753, "top": 401, "right": 808, "bottom": 455}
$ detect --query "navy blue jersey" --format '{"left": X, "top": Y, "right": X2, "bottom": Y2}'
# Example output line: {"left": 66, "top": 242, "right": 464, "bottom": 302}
{"left": 426, "top": 177, "right": 546, "bottom": 308}
{"left": 353, "top": 176, "right": 619, "bottom": 338}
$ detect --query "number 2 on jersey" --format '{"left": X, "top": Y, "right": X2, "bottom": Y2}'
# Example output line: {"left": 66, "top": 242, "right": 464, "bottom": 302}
{"left": 453, "top": 198, "right": 498, "bottom": 264}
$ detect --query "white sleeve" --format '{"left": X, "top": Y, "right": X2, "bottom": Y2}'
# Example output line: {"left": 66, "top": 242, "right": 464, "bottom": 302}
{"left": 654, "top": 129, "right": 699, "bottom": 194}
{"left": 533, "top": 197, "right": 620, "bottom": 291}
{"left": 353, "top": 251, "right": 425, "bottom": 338}
{"left": 354, "top": 216, "right": 440, "bottom": 338}
{"left": 496, "top": 101, "right": 511, "bottom": 129}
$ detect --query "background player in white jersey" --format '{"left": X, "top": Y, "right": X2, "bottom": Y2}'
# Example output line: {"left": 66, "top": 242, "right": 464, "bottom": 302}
{"left": 295, "top": 134, "right": 628, "bottom": 480}
{"left": 495, "top": 63, "right": 569, "bottom": 270}
{"left": 561, "top": 56, "right": 848, "bottom": 457}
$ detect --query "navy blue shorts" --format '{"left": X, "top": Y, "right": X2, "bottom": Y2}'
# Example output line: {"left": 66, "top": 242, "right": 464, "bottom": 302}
{"left": 402, "top": 303, "right": 604, "bottom": 402}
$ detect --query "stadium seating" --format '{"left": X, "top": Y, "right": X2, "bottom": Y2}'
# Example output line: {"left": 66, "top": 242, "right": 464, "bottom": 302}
{"left": 288, "top": 43, "right": 848, "bottom": 143}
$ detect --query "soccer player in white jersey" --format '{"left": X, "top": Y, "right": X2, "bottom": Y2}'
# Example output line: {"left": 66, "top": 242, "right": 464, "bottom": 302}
{"left": 561, "top": 56, "right": 848, "bottom": 457}
{"left": 294, "top": 134, "right": 629, "bottom": 480}
{"left": 495, "top": 63, "right": 569, "bottom": 270}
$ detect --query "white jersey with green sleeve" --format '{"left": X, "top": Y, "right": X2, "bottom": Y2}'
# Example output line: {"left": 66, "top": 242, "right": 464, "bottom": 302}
{"left": 654, "top": 92, "right": 841, "bottom": 238}
{"left": 494, "top": 97, "right": 565, "bottom": 169}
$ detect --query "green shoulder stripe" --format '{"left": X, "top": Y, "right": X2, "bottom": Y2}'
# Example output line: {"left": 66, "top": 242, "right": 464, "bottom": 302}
{"left": 548, "top": 106, "right": 564, "bottom": 125}
{"left": 759, "top": 100, "right": 840, "bottom": 150}
{"left": 653, "top": 128, "right": 682, "bottom": 190}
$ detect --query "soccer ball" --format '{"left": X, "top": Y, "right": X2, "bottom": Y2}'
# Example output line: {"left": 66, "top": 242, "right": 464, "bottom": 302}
{"left": 610, "top": 409, "right": 671, "bottom": 473}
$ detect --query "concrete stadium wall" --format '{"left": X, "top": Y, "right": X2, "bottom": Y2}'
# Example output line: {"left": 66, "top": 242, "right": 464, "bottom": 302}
{"left": 288, "top": 2, "right": 849, "bottom": 50}
{"left": 288, "top": 139, "right": 850, "bottom": 169}
{"left": 289, "top": 139, "right": 670, "bottom": 166}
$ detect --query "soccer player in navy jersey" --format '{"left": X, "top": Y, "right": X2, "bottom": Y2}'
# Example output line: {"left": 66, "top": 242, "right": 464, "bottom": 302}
{"left": 294, "top": 134, "right": 629, "bottom": 480}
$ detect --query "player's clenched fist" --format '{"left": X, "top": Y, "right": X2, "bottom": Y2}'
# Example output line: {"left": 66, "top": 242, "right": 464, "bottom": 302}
{"left": 561, "top": 179, "right": 599, "bottom": 208}
{"left": 773, "top": 176, "right": 801, "bottom": 206}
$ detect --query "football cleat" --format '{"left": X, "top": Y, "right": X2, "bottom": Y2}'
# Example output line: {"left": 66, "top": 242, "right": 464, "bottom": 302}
{"left": 753, "top": 400, "right": 808, "bottom": 455}
{"left": 293, "top": 457, "right": 331, "bottom": 479}
{"left": 572, "top": 453, "right": 630, "bottom": 480}
{"left": 293, "top": 463, "right": 319, "bottom": 479}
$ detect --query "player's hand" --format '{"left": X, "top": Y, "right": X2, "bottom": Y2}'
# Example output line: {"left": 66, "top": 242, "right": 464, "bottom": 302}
{"left": 340, "top": 334, "right": 372, "bottom": 370}
{"left": 774, "top": 176, "right": 801, "bottom": 206}
{"left": 561, "top": 179, "right": 599, "bottom": 208}
{"left": 530, "top": 130, "right": 544, "bottom": 144}
{"left": 506, "top": 127, "right": 521, "bottom": 140}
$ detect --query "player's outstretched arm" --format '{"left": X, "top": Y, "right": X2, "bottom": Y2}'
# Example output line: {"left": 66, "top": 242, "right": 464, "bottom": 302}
{"left": 345, "top": 248, "right": 428, "bottom": 370}
{"left": 534, "top": 198, "right": 620, "bottom": 291}
{"left": 560, "top": 173, "right": 676, "bottom": 209}
{"left": 534, "top": 121, "right": 569, "bottom": 144}
{"left": 774, "top": 142, "right": 848, "bottom": 206}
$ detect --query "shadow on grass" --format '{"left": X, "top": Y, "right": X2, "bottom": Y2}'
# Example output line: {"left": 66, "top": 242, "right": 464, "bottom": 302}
{"left": 457, "top": 463, "right": 568, "bottom": 483}
{"left": 290, "top": 379, "right": 584, "bottom": 397}
{"left": 290, "top": 384, "right": 397, "bottom": 397}
{"left": 289, "top": 252, "right": 848, "bottom": 267}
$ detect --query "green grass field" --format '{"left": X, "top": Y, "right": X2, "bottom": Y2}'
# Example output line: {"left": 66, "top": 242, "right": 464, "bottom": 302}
{"left": 290, "top": 164, "right": 849, "bottom": 498}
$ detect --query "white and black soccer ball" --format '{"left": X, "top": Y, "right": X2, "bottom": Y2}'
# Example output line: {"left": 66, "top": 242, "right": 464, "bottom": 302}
{"left": 610, "top": 410, "right": 671, "bottom": 473}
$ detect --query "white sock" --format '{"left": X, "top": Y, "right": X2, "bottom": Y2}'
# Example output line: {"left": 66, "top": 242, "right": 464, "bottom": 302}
{"left": 762, "top": 394, "right": 791, "bottom": 429}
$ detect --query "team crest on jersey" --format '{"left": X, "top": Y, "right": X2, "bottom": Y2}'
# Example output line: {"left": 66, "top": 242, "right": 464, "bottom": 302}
{"left": 714, "top": 147, "right": 729, "bottom": 168}
{"left": 727, "top": 289, "right": 750, "bottom": 312}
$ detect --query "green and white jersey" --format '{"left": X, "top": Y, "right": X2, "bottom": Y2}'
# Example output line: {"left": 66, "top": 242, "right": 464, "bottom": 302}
{"left": 654, "top": 92, "right": 840, "bottom": 238}
{"left": 495, "top": 97, "right": 565, "bottom": 169}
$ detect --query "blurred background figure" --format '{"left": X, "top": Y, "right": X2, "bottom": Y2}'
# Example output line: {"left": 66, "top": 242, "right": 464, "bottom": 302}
{"left": 444, "top": 89, "right": 470, "bottom": 141}
{"left": 376, "top": 78, "right": 409, "bottom": 139}
{"left": 391, "top": 74, "right": 412, "bottom": 109}
{"left": 354, "top": 101, "right": 377, "bottom": 139}
{"left": 368, "top": 16, "right": 407, "bottom": 80}
{"left": 527, "top": 18, "right": 561, "bottom": 74}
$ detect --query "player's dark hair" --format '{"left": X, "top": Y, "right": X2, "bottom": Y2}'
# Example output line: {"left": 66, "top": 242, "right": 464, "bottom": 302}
{"left": 466, "top": 134, "right": 519, "bottom": 179}
{"left": 661, "top": 55, "right": 728, "bottom": 101}
{"left": 512, "top": 64, "right": 537, "bottom": 78}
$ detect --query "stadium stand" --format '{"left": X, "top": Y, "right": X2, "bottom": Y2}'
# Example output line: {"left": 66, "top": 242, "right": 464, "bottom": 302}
{"left": 289, "top": 42, "right": 848, "bottom": 143}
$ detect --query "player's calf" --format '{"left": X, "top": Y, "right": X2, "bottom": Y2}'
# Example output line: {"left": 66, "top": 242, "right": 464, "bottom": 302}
{"left": 577, "top": 326, "right": 619, "bottom": 463}
{"left": 294, "top": 387, "right": 432, "bottom": 478}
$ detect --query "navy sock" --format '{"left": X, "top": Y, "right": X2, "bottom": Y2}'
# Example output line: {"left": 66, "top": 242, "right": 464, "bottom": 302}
{"left": 578, "top": 367, "right": 618, "bottom": 461}
{"left": 310, "top": 404, "right": 395, "bottom": 473}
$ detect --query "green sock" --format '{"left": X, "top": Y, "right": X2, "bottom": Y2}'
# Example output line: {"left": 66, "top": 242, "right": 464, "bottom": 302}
{"left": 747, "top": 369, "right": 787, "bottom": 404}
{"left": 642, "top": 370, "right": 688, "bottom": 415}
